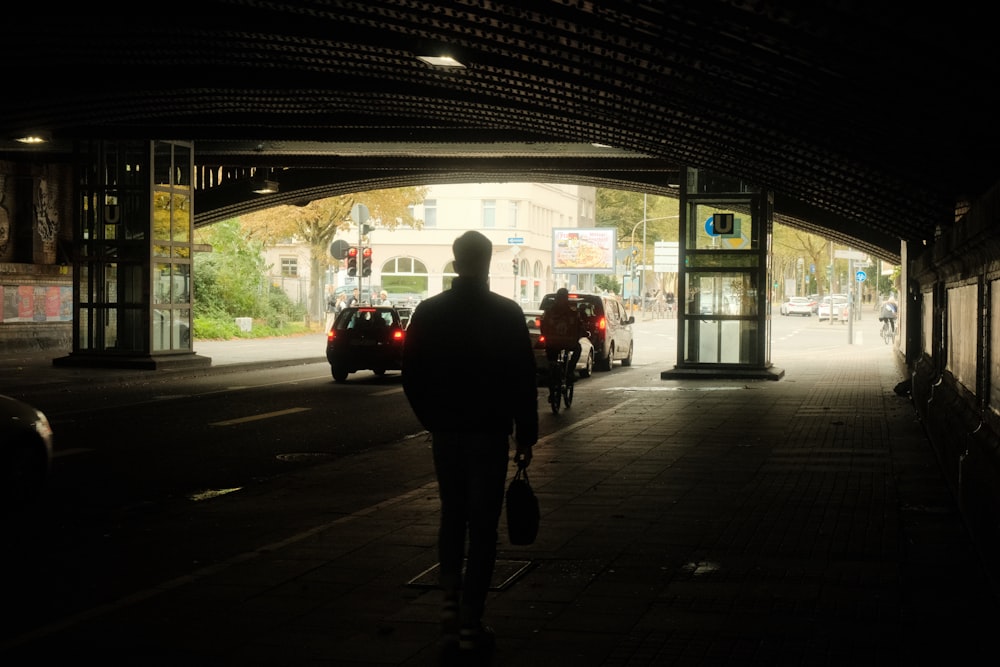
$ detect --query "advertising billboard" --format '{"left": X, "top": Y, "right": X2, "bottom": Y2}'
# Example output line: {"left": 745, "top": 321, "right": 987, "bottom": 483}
{"left": 552, "top": 227, "right": 617, "bottom": 274}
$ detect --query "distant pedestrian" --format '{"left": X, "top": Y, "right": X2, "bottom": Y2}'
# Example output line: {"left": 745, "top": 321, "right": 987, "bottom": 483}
{"left": 324, "top": 287, "right": 337, "bottom": 330}
{"left": 402, "top": 230, "right": 538, "bottom": 660}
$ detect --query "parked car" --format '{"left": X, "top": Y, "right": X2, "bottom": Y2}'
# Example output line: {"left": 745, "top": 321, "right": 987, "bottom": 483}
{"left": 326, "top": 306, "right": 406, "bottom": 382}
{"left": 780, "top": 296, "right": 814, "bottom": 316}
{"left": 523, "top": 309, "right": 594, "bottom": 380}
{"left": 538, "top": 291, "right": 634, "bottom": 371}
{"left": 817, "top": 295, "right": 849, "bottom": 322}
{"left": 1, "top": 394, "right": 53, "bottom": 512}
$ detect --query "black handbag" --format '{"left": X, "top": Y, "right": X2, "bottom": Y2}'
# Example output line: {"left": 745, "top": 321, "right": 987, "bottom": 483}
{"left": 505, "top": 462, "right": 539, "bottom": 545}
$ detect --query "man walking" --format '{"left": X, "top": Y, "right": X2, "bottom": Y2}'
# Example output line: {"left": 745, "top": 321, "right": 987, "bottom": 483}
{"left": 402, "top": 230, "right": 538, "bottom": 659}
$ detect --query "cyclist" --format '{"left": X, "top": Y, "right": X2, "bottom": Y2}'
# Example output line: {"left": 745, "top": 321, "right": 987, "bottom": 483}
{"left": 541, "top": 288, "right": 584, "bottom": 385}
{"left": 878, "top": 297, "right": 898, "bottom": 336}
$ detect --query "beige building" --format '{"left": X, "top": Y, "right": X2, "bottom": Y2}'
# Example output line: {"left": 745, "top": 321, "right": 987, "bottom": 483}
{"left": 265, "top": 182, "right": 597, "bottom": 313}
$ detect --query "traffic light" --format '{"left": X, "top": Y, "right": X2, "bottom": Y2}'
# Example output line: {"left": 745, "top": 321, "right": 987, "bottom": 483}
{"left": 512, "top": 259, "right": 518, "bottom": 275}
{"left": 361, "top": 247, "right": 372, "bottom": 277}
{"left": 347, "top": 246, "right": 358, "bottom": 277}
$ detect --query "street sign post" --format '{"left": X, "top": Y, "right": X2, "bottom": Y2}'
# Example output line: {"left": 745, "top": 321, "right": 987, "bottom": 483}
{"left": 835, "top": 249, "right": 868, "bottom": 261}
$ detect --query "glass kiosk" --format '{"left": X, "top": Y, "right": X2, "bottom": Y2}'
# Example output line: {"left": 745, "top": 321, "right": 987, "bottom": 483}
{"left": 54, "top": 140, "right": 209, "bottom": 369}
{"left": 663, "top": 168, "right": 782, "bottom": 380}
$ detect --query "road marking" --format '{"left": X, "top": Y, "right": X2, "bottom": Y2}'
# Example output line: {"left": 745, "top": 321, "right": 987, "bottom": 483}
{"left": 210, "top": 407, "right": 310, "bottom": 426}
{"left": 2, "top": 397, "right": 633, "bottom": 651}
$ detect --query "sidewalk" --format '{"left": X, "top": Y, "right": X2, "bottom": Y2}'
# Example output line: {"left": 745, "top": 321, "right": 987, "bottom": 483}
{"left": 2, "top": 337, "right": 998, "bottom": 665}
{"left": 0, "top": 333, "right": 329, "bottom": 393}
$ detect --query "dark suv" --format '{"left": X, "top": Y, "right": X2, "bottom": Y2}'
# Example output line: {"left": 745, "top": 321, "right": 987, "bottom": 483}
{"left": 326, "top": 306, "right": 405, "bottom": 382}
{"left": 538, "top": 291, "right": 634, "bottom": 371}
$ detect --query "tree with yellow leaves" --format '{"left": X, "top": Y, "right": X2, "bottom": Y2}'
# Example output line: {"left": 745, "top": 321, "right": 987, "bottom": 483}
{"left": 239, "top": 186, "right": 427, "bottom": 320}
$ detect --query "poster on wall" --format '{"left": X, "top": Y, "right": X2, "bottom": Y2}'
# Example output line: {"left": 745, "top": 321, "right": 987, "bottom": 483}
{"left": 552, "top": 227, "right": 617, "bottom": 274}
{"left": 18, "top": 285, "right": 33, "bottom": 320}
{"left": 0, "top": 284, "right": 73, "bottom": 322}
{"left": 1, "top": 285, "right": 16, "bottom": 321}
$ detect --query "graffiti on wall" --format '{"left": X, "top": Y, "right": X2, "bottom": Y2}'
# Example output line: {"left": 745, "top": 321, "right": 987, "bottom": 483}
{"left": 0, "top": 173, "right": 10, "bottom": 260}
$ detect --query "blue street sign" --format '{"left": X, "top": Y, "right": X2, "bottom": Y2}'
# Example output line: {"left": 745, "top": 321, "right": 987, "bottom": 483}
{"left": 856, "top": 270, "right": 867, "bottom": 282}
{"left": 508, "top": 237, "right": 524, "bottom": 244}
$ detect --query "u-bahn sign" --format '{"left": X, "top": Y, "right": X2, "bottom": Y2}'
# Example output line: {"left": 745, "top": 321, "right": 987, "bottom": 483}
{"left": 706, "top": 213, "right": 735, "bottom": 235}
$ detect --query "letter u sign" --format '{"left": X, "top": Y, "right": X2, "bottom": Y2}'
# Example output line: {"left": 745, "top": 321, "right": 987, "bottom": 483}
{"left": 711, "top": 213, "right": 734, "bottom": 235}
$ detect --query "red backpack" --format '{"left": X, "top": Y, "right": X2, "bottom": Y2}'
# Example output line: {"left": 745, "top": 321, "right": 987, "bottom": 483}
{"left": 542, "top": 306, "right": 579, "bottom": 348}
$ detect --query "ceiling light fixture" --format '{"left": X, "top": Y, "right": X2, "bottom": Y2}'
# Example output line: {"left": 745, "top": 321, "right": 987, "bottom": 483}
{"left": 417, "top": 55, "right": 466, "bottom": 68}
{"left": 14, "top": 133, "right": 50, "bottom": 144}
{"left": 252, "top": 179, "right": 279, "bottom": 194}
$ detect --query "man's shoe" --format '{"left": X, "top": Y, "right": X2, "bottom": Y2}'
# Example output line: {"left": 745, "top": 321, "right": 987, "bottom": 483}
{"left": 459, "top": 624, "right": 496, "bottom": 653}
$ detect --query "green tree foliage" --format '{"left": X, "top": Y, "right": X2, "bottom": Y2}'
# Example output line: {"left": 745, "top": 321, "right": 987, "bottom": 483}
{"left": 595, "top": 190, "right": 679, "bottom": 246}
{"left": 771, "top": 225, "right": 831, "bottom": 298}
{"left": 192, "top": 219, "right": 306, "bottom": 338}
{"left": 596, "top": 189, "right": 680, "bottom": 295}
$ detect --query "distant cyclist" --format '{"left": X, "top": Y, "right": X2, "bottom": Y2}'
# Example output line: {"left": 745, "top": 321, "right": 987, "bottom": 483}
{"left": 541, "top": 288, "right": 584, "bottom": 384}
{"left": 878, "top": 297, "right": 898, "bottom": 335}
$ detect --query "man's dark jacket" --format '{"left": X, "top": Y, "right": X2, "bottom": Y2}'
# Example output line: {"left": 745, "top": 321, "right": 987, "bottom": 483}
{"left": 402, "top": 277, "right": 538, "bottom": 448}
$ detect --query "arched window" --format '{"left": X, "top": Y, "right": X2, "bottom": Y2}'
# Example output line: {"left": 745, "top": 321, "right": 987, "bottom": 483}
{"left": 380, "top": 256, "right": 429, "bottom": 302}
{"left": 533, "top": 259, "right": 544, "bottom": 304}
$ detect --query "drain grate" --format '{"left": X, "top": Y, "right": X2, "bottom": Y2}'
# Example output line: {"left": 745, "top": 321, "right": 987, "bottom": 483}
{"left": 407, "top": 559, "right": 533, "bottom": 591}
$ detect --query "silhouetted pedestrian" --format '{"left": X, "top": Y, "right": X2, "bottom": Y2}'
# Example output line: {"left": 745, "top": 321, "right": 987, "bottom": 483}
{"left": 402, "top": 230, "right": 538, "bottom": 660}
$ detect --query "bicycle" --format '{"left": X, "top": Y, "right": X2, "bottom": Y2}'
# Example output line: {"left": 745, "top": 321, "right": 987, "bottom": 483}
{"left": 547, "top": 347, "right": 575, "bottom": 414}
{"left": 880, "top": 318, "right": 894, "bottom": 344}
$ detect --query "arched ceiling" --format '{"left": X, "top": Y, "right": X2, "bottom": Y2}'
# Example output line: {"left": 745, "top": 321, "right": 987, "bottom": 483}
{"left": 2, "top": 1, "right": 997, "bottom": 265}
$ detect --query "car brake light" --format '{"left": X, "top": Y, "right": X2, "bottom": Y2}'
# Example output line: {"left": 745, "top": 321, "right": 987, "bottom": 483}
{"left": 327, "top": 329, "right": 337, "bottom": 342}
{"left": 597, "top": 316, "right": 607, "bottom": 331}
{"left": 392, "top": 329, "right": 404, "bottom": 341}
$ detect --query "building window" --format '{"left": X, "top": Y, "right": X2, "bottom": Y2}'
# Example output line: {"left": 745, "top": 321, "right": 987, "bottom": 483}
{"left": 423, "top": 199, "right": 437, "bottom": 227}
{"left": 281, "top": 257, "right": 298, "bottom": 277}
{"left": 482, "top": 199, "right": 496, "bottom": 228}
{"left": 380, "top": 256, "right": 429, "bottom": 299}
{"left": 509, "top": 200, "right": 520, "bottom": 228}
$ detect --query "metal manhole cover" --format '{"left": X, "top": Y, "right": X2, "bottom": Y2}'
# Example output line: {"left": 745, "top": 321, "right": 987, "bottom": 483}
{"left": 407, "top": 559, "right": 533, "bottom": 591}
{"left": 276, "top": 452, "right": 334, "bottom": 462}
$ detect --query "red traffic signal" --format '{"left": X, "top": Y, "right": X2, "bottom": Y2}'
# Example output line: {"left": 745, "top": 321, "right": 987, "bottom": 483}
{"left": 347, "top": 246, "right": 359, "bottom": 276}
{"left": 361, "top": 247, "right": 373, "bottom": 277}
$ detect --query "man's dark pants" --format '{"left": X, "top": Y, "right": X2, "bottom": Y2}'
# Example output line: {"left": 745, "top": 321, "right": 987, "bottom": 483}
{"left": 432, "top": 432, "right": 510, "bottom": 628}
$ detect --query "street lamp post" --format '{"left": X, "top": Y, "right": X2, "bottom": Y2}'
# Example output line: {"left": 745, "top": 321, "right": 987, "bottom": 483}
{"left": 628, "top": 219, "right": 644, "bottom": 309}
{"left": 628, "top": 213, "right": 681, "bottom": 319}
